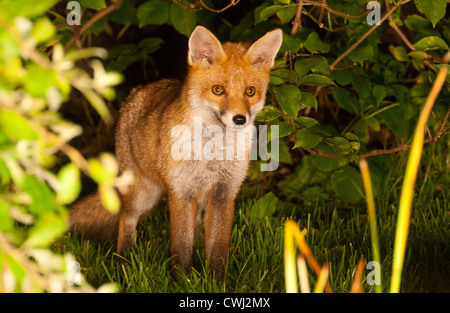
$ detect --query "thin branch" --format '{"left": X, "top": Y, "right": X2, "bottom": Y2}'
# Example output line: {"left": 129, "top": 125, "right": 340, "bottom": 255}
{"left": 331, "top": 62, "right": 358, "bottom": 71}
{"left": 290, "top": 0, "right": 304, "bottom": 37}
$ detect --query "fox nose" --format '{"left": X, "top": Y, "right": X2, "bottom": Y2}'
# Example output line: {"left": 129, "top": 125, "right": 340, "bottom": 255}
{"left": 232, "top": 114, "right": 246, "bottom": 125}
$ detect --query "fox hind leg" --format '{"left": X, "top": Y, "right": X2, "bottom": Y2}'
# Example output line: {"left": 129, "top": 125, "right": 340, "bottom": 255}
{"left": 117, "top": 178, "right": 163, "bottom": 253}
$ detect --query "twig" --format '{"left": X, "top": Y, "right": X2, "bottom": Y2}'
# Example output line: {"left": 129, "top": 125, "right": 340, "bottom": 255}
{"left": 199, "top": 0, "right": 240, "bottom": 13}
{"left": 331, "top": 62, "right": 357, "bottom": 71}
{"left": 301, "top": 0, "right": 372, "bottom": 19}
{"left": 302, "top": 105, "right": 449, "bottom": 161}
{"left": 317, "top": 0, "right": 326, "bottom": 28}
{"left": 290, "top": 0, "right": 304, "bottom": 37}
{"left": 171, "top": 0, "right": 201, "bottom": 11}
{"left": 64, "top": 0, "right": 123, "bottom": 51}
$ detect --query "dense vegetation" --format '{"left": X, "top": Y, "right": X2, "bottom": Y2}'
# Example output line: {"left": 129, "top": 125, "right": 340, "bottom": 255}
{"left": 0, "top": 0, "right": 448, "bottom": 292}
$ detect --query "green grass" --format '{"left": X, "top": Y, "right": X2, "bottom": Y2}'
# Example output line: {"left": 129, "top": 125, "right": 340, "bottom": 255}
{"left": 58, "top": 139, "right": 449, "bottom": 293}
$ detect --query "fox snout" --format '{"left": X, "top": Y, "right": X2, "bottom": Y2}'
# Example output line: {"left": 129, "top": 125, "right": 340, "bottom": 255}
{"left": 220, "top": 105, "right": 250, "bottom": 128}
{"left": 232, "top": 114, "right": 246, "bottom": 125}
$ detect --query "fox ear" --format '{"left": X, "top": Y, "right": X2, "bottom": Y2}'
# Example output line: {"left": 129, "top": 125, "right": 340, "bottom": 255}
{"left": 246, "top": 29, "right": 283, "bottom": 69}
{"left": 188, "top": 26, "right": 225, "bottom": 67}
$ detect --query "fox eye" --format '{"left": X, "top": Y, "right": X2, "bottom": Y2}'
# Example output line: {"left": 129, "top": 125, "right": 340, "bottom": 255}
{"left": 212, "top": 85, "right": 224, "bottom": 96}
{"left": 245, "top": 86, "right": 256, "bottom": 97}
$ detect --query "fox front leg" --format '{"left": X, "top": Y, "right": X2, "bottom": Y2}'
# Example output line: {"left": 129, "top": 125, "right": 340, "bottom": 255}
{"left": 204, "top": 188, "right": 235, "bottom": 282}
{"left": 168, "top": 192, "right": 197, "bottom": 280}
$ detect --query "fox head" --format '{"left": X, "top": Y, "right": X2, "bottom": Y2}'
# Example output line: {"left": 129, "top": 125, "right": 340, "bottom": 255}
{"left": 186, "top": 26, "right": 282, "bottom": 129}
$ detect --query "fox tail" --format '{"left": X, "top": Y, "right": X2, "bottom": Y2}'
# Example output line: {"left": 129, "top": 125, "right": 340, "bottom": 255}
{"left": 68, "top": 193, "right": 119, "bottom": 241}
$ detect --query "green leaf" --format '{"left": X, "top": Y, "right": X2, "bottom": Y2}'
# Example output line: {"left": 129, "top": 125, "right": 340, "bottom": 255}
{"left": 277, "top": 140, "right": 293, "bottom": 165}
{"left": 0, "top": 0, "right": 58, "bottom": 20}
{"left": 23, "top": 63, "right": 57, "bottom": 98}
{"left": 305, "top": 32, "right": 330, "bottom": 54}
{"left": 276, "top": 6, "right": 297, "bottom": 24}
{"left": 31, "top": 17, "right": 55, "bottom": 43}
{"left": 270, "top": 75, "right": 285, "bottom": 85}
{"left": 56, "top": 163, "right": 81, "bottom": 205}
{"left": 88, "top": 158, "right": 114, "bottom": 184}
{"left": 254, "top": 2, "right": 271, "bottom": 24}
{"left": 255, "top": 105, "right": 281, "bottom": 122}
{"left": 293, "top": 127, "right": 324, "bottom": 149}
{"left": 299, "top": 92, "right": 318, "bottom": 111}
{"left": 389, "top": 45, "right": 409, "bottom": 62}
{"left": 295, "top": 116, "right": 319, "bottom": 128}
{"left": 309, "top": 155, "right": 341, "bottom": 173}
{"left": 408, "top": 50, "right": 428, "bottom": 60}
{"left": 99, "top": 184, "right": 120, "bottom": 214}
{"left": 271, "top": 69, "right": 298, "bottom": 84}
{"left": 412, "top": 36, "right": 449, "bottom": 51}
{"left": 348, "top": 44, "right": 374, "bottom": 65}
{"left": 330, "top": 165, "right": 364, "bottom": 203}
{"left": 325, "top": 136, "right": 353, "bottom": 155}
{"left": 26, "top": 213, "right": 66, "bottom": 248}
{"left": 294, "top": 57, "right": 325, "bottom": 77}
{"left": 137, "top": 0, "right": 169, "bottom": 27}
{"left": 137, "top": 37, "right": 164, "bottom": 53}
{"left": 404, "top": 14, "right": 431, "bottom": 32}
{"left": 250, "top": 192, "right": 278, "bottom": 220}
{"left": 23, "top": 175, "right": 57, "bottom": 216}
{"left": 333, "top": 87, "right": 358, "bottom": 113}
{"left": 78, "top": 0, "right": 106, "bottom": 10}
{"left": 170, "top": 2, "right": 197, "bottom": 37}
{"left": 282, "top": 155, "right": 316, "bottom": 194}
{"left": 299, "top": 74, "right": 335, "bottom": 86}
{"left": 414, "top": 0, "right": 446, "bottom": 28}
{"left": 379, "top": 105, "right": 410, "bottom": 139}
{"left": 373, "top": 85, "right": 386, "bottom": 106}
{"left": 273, "top": 84, "right": 302, "bottom": 117}
{"left": 279, "top": 32, "right": 301, "bottom": 53}
{"left": 0, "top": 199, "right": 14, "bottom": 233}
{"left": 260, "top": 5, "right": 282, "bottom": 21}
{"left": 0, "top": 110, "right": 38, "bottom": 141}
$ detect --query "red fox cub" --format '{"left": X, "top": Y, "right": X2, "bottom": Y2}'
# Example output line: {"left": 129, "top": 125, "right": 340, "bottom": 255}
{"left": 69, "top": 26, "right": 282, "bottom": 281}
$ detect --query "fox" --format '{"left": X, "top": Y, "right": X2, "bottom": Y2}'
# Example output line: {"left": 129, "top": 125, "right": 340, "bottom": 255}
{"left": 69, "top": 26, "right": 282, "bottom": 281}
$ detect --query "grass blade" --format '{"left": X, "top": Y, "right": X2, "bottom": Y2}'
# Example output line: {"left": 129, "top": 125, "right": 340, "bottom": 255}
{"left": 350, "top": 260, "right": 366, "bottom": 293}
{"left": 284, "top": 220, "right": 298, "bottom": 293}
{"left": 313, "top": 263, "right": 329, "bottom": 293}
{"left": 284, "top": 220, "right": 333, "bottom": 293}
{"left": 297, "top": 255, "right": 310, "bottom": 293}
{"left": 390, "top": 65, "right": 448, "bottom": 293}
{"left": 359, "top": 158, "right": 382, "bottom": 293}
